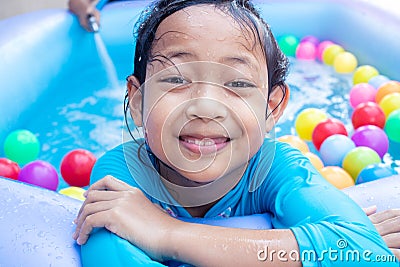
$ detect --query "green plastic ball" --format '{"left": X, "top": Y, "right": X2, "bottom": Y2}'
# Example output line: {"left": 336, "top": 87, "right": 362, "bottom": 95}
{"left": 278, "top": 35, "right": 299, "bottom": 57}
{"left": 4, "top": 130, "right": 40, "bottom": 164}
{"left": 385, "top": 109, "right": 400, "bottom": 142}
{"left": 342, "top": 146, "right": 381, "bottom": 180}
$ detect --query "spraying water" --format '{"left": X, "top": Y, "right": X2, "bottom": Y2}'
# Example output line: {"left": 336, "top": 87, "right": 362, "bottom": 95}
{"left": 93, "top": 32, "right": 120, "bottom": 90}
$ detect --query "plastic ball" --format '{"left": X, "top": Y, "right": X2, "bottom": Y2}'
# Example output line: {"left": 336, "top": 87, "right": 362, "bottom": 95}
{"left": 320, "top": 134, "right": 355, "bottom": 166}
{"left": 384, "top": 109, "right": 400, "bottom": 142}
{"left": 59, "top": 186, "right": 86, "bottom": 201}
{"left": 378, "top": 92, "right": 400, "bottom": 117}
{"left": 368, "top": 75, "right": 390, "bottom": 89}
{"left": 351, "top": 102, "right": 386, "bottom": 129}
{"left": 356, "top": 163, "right": 398, "bottom": 184}
{"left": 319, "top": 166, "right": 355, "bottom": 189}
{"left": 316, "top": 40, "right": 334, "bottom": 61}
{"left": 60, "top": 149, "right": 96, "bottom": 187}
{"left": 322, "top": 44, "right": 344, "bottom": 65}
{"left": 0, "top": 158, "right": 20, "bottom": 180}
{"left": 277, "top": 135, "right": 309, "bottom": 154}
{"left": 300, "top": 35, "right": 319, "bottom": 46}
{"left": 342, "top": 147, "right": 381, "bottom": 180}
{"left": 304, "top": 152, "right": 324, "bottom": 170}
{"left": 375, "top": 81, "right": 400, "bottom": 104}
{"left": 312, "top": 118, "right": 348, "bottom": 150}
{"left": 295, "top": 108, "right": 328, "bottom": 141}
{"left": 350, "top": 125, "right": 389, "bottom": 158}
{"left": 3, "top": 130, "right": 40, "bottom": 165}
{"left": 333, "top": 51, "right": 358, "bottom": 73}
{"left": 278, "top": 35, "right": 299, "bottom": 57}
{"left": 349, "top": 83, "right": 376, "bottom": 108}
{"left": 296, "top": 41, "right": 316, "bottom": 60}
{"left": 18, "top": 160, "right": 59, "bottom": 190}
{"left": 353, "top": 65, "right": 379, "bottom": 85}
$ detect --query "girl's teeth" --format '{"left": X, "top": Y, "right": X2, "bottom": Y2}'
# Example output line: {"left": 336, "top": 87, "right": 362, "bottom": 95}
{"left": 184, "top": 138, "right": 216, "bottom": 146}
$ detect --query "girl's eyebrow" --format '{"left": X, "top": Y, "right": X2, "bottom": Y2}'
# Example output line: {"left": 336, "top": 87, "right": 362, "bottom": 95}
{"left": 222, "top": 55, "right": 258, "bottom": 70}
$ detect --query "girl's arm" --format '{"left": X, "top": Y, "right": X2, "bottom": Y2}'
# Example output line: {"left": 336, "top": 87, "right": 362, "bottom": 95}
{"left": 74, "top": 175, "right": 301, "bottom": 266}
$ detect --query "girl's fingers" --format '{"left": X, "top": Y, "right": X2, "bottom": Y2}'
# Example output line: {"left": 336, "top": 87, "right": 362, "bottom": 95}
{"left": 382, "top": 233, "right": 400, "bottom": 249}
{"left": 76, "top": 210, "right": 112, "bottom": 245}
{"left": 390, "top": 249, "right": 400, "bottom": 261}
{"left": 88, "top": 175, "right": 131, "bottom": 192}
{"left": 363, "top": 205, "right": 377, "bottom": 216}
{"left": 368, "top": 209, "right": 400, "bottom": 224}
{"left": 76, "top": 189, "right": 121, "bottom": 220}
{"left": 73, "top": 199, "right": 116, "bottom": 240}
{"left": 375, "top": 216, "right": 400, "bottom": 236}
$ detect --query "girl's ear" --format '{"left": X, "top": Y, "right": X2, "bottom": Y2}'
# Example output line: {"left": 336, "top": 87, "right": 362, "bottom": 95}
{"left": 127, "top": 75, "right": 143, "bottom": 127}
{"left": 266, "top": 84, "right": 290, "bottom": 129}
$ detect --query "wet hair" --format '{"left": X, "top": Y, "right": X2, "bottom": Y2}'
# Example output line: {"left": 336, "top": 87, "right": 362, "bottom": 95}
{"left": 124, "top": 0, "right": 289, "bottom": 140}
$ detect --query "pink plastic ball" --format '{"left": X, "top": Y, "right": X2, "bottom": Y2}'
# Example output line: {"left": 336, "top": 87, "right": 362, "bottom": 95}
{"left": 349, "top": 83, "right": 377, "bottom": 108}
{"left": 296, "top": 41, "right": 317, "bottom": 60}
{"left": 300, "top": 35, "right": 319, "bottom": 46}
{"left": 18, "top": 160, "right": 59, "bottom": 190}
{"left": 316, "top": 40, "right": 334, "bottom": 61}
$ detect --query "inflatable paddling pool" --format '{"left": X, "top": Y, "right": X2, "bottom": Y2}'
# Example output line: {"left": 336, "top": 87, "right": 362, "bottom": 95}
{"left": 1, "top": 0, "right": 400, "bottom": 266}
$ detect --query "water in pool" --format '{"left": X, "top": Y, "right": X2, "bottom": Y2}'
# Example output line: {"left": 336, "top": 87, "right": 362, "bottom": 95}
{"left": 14, "top": 50, "right": 399, "bottom": 190}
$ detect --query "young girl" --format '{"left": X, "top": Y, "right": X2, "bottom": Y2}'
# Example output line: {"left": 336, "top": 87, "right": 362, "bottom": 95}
{"left": 73, "top": 0, "right": 399, "bottom": 265}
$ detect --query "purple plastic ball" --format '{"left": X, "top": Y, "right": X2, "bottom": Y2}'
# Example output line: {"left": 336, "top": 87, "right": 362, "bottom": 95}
{"left": 18, "top": 160, "right": 59, "bottom": 191}
{"left": 351, "top": 125, "right": 389, "bottom": 158}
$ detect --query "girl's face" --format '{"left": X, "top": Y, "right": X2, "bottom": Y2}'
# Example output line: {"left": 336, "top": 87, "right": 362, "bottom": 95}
{"left": 129, "top": 5, "right": 285, "bottom": 187}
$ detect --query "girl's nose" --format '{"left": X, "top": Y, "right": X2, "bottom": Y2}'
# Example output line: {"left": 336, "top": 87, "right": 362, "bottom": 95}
{"left": 185, "top": 83, "right": 228, "bottom": 122}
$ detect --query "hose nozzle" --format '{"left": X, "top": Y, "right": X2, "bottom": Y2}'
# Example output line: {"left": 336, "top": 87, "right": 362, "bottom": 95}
{"left": 87, "top": 14, "right": 99, "bottom": 32}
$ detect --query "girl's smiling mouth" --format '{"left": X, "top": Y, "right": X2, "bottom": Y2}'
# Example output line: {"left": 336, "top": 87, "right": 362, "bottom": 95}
{"left": 179, "top": 135, "right": 231, "bottom": 155}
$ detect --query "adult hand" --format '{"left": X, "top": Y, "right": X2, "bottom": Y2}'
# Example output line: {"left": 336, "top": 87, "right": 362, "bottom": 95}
{"left": 364, "top": 206, "right": 400, "bottom": 260}
{"left": 68, "top": 0, "right": 101, "bottom": 31}
{"left": 73, "top": 175, "right": 179, "bottom": 261}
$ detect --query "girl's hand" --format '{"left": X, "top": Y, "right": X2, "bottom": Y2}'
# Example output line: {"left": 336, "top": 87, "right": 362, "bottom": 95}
{"left": 72, "top": 175, "right": 178, "bottom": 261}
{"left": 365, "top": 206, "right": 400, "bottom": 260}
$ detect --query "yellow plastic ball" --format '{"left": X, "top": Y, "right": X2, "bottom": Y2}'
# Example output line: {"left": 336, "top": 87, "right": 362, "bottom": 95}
{"left": 378, "top": 93, "right": 400, "bottom": 117}
{"left": 353, "top": 65, "right": 379, "bottom": 85}
{"left": 319, "top": 166, "right": 355, "bottom": 189}
{"left": 342, "top": 147, "right": 381, "bottom": 180}
{"left": 277, "top": 135, "right": 310, "bottom": 154}
{"left": 59, "top": 186, "right": 86, "bottom": 201}
{"left": 295, "top": 108, "right": 328, "bottom": 141}
{"left": 333, "top": 52, "right": 358, "bottom": 73}
{"left": 322, "top": 44, "right": 344, "bottom": 65}
{"left": 304, "top": 152, "right": 324, "bottom": 170}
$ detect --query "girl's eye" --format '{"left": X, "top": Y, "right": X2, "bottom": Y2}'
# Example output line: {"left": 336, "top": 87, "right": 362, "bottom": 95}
{"left": 225, "top": 80, "right": 257, "bottom": 89}
{"left": 160, "top": 76, "right": 189, "bottom": 84}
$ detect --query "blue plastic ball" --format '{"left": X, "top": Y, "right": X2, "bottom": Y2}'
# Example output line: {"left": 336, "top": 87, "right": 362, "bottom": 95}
{"left": 320, "top": 134, "right": 356, "bottom": 166}
{"left": 368, "top": 75, "right": 390, "bottom": 89}
{"left": 356, "top": 163, "right": 398, "bottom": 184}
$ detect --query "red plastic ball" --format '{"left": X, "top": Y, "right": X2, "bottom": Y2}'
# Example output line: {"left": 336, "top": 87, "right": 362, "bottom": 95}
{"left": 351, "top": 102, "right": 386, "bottom": 129}
{"left": 312, "top": 118, "right": 348, "bottom": 150}
{"left": 60, "top": 149, "right": 96, "bottom": 187}
{"left": 0, "top": 158, "right": 20, "bottom": 180}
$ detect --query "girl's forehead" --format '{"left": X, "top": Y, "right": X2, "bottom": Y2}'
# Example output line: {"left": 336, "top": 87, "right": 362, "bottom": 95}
{"left": 153, "top": 5, "right": 262, "bottom": 53}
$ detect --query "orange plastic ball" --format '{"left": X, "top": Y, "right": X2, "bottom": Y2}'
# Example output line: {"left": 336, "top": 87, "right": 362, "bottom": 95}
{"left": 277, "top": 135, "right": 310, "bottom": 154}
{"left": 304, "top": 152, "right": 324, "bottom": 170}
{"left": 319, "top": 166, "right": 355, "bottom": 189}
{"left": 375, "top": 81, "right": 400, "bottom": 104}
